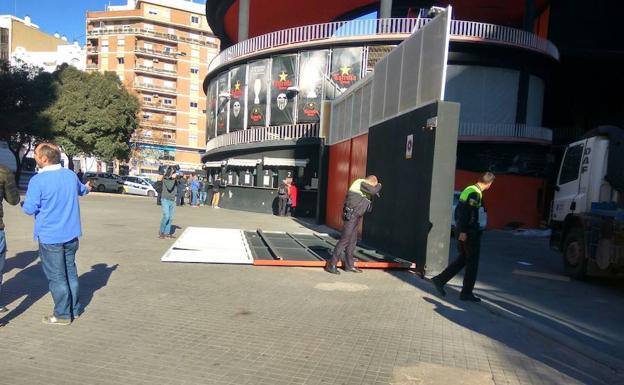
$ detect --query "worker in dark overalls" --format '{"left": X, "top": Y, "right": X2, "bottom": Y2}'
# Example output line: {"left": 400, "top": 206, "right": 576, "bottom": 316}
{"left": 431, "top": 172, "right": 495, "bottom": 302}
{"left": 325, "top": 175, "right": 382, "bottom": 274}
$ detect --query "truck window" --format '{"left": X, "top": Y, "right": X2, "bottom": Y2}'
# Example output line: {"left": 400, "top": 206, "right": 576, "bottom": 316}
{"left": 559, "top": 144, "right": 584, "bottom": 185}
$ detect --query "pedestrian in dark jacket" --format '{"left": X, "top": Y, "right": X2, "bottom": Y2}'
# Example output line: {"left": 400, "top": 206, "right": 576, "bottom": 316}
{"left": 154, "top": 175, "right": 163, "bottom": 206}
{"left": 0, "top": 164, "right": 20, "bottom": 313}
{"left": 430, "top": 172, "right": 495, "bottom": 302}
{"left": 160, "top": 167, "right": 178, "bottom": 239}
{"left": 175, "top": 174, "right": 186, "bottom": 206}
{"left": 325, "top": 175, "right": 381, "bottom": 274}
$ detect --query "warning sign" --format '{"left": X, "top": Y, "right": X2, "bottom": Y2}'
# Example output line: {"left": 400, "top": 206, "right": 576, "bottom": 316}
{"left": 405, "top": 134, "right": 413, "bottom": 159}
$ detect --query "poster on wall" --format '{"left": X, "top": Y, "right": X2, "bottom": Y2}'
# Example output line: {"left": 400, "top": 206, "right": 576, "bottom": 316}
{"left": 216, "top": 72, "right": 229, "bottom": 136}
{"left": 228, "top": 65, "right": 246, "bottom": 131}
{"left": 247, "top": 59, "right": 269, "bottom": 126}
{"left": 328, "top": 47, "right": 363, "bottom": 98}
{"left": 298, "top": 50, "right": 328, "bottom": 123}
{"left": 270, "top": 55, "right": 298, "bottom": 125}
{"left": 206, "top": 80, "right": 217, "bottom": 139}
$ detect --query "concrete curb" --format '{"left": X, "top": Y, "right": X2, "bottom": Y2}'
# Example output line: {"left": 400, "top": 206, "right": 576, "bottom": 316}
{"left": 475, "top": 291, "right": 624, "bottom": 373}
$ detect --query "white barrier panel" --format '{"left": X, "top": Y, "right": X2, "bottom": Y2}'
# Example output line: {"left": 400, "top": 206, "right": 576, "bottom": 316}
{"left": 161, "top": 227, "right": 253, "bottom": 264}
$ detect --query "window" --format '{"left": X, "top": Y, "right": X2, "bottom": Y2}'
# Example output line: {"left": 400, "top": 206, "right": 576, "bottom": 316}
{"left": 163, "top": 98, "right": 173, "bottom": 105}
{"left": 143, "top": 59, "right": 153, "bottom": 67}
{"left": 164, "top": 63, "right": 174, "bottom": 71}
{"left": 164, "top": 80, "right": 174, "bottom": 88}
{"left": 117, "top": 57, "right": 125, "bottom": 64}
{"left": 101, "top": 40, "right": 109, "bottom": 53}
{"left": 143, "top": 96, "right": 152, "bottom": 102}
{"left": 163, "top": 133, "right": 173, "bottom": 139}
{"left": 190, "top": 102, "right": 198, "bottom": 108}
{"left": 142, "top": 113, "right": 151, "bottom": 120}
{"left": 143, "top": 43, "right": 153, "bottom": 50}
{"left": 117, "top": 38, "right": 125, "bottom": 46}
{"left": 143, "top": 77, "right": 153, "bottom": 84}
{"left": 163, "top": 46, "right": 173, "bottom": 54}
{"left": 148, "top": 8, "right": 158, "bottom": 15}
{"left": 559, "top": 144, "right": 584, "bottom": 185}
{"left": 190, "top": 67, "right": 199, "bottom": 74}
{"left": 191, "top": 49, "right": 199, "bottom": 58}
{"left": 164, "top": 116, "right": 174, "bottom": 122}
{"left": 191, "top": 15, "right": 200, "bottom": 24}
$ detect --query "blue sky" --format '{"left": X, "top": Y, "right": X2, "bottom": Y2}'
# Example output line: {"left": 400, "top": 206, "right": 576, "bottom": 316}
{"left": 0, "top": 0, "right": 204, "bottom": 44}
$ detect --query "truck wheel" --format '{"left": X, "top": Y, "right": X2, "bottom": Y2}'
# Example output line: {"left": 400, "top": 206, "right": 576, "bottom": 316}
{"left": 563, "top": 228, "right": 588, "bottom": 279}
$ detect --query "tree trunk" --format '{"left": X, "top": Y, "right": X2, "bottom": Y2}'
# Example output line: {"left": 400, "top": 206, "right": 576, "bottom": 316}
{"left": 67, "top": 155, "right": 75, "bottom": 171}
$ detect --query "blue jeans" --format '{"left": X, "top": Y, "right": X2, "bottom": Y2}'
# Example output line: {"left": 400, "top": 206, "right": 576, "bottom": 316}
{"left": 0, "top": 230, "right": 6, "bottom": 304}
{"left": 191, "top": 190, "right": 199, "bottom": 206}
{"left": 199, "top": 191, "right": 207, "bottom": 205}
{"left": 160, "top": 198, "right": 176, "bottom": 235}
{"left": 39, "top": 238, "right": 81, "bottom": 319}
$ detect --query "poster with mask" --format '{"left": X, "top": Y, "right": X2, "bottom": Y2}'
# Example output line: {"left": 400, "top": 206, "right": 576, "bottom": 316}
{"left": 270, "top": 54, "right": 298, "bottom": 125}
{"left": 216, "top": 72, "right": 229, "bottom": 135}
{"left": 206, "top": 80, "right": 217, "bottom": 139}
{"left": 327, "top": 47, "right": 362, "bottom": 98}
{"left": 228, "top": 65, "right": 246, "bottom": 131}
{"left": 298, "top": 50, "right": 328, "bottom": 123}
{"left": 247, "top": 59, "right": 269, "bottom": 126}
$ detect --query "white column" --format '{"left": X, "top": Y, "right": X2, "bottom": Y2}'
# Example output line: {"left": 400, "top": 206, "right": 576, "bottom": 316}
{"left": 238, "top": 0, "right": 250, "bottom": 42}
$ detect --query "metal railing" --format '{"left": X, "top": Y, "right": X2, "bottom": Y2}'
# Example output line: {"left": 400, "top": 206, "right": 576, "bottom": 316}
{"left": 134, "top": 82, "right": 177, "bottom": 94}
{"left": 86, "top": 64, "right": 98, "bottom": 70}
{"left": 87, "top": 47, "right": 98, "bottom": 54}
{"left": 206, "top": 124, "right": 320, "bottom": 152}
{"left": 134, "top": 64, "right": 177, "bottom": 76}
{"left": 142, "top": 101, "right": 177, "bottom": 111}
{"left": 139, "top": 120, "right": 177, "bottom": 130}
{"left": 134, "top": 47, "right": 179, "bottom": 59}
{"left": 458, "top": 123, "right": 553, "bottom": 142}
{"left": 208, "top": 18, "right": 559, "bottom": 73}
{"left": 87, "top": 27, "right": 218, "bottom": 48}
{"left": 132, "top": 135, "right": 176, "bottom": 145}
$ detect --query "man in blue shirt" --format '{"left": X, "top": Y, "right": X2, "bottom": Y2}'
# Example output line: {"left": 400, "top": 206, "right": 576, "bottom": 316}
{"left": 22, "top": 143, "right": 91, "bottom": 325}
{"left": 190, "top": 175, "right": 200, "bottom": 207}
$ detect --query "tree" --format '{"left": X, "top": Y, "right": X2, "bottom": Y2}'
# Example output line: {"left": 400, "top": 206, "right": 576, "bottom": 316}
{"left": 0, "top": 60, "right": 56, "bottom": 183}
{"left": 46, "top": 65, "right": 140, "bottom": 170}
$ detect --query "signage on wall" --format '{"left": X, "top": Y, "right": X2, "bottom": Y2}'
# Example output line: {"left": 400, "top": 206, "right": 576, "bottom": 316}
{"left": 298, "top": 50, "right": 328, "bottom": 123}
{"left": 405, "top": 134, "right": 413, "bottom": 160}
{"left": 216, "top": 72, "right": 229, "bottom": 136}
{"left": 206, "top": 81, "right": 217, "bottom": 139}
{"left": 270, "top": 55, "right": 298, "bottom": 125}
{"left": 229, "top": 65, "right": 246, "bottom": 132}
{"left": 247, "top": 59, "right": 269, "bottom": 126}
{"left": 329, "top": 47, "right": 362, "bottom": 97}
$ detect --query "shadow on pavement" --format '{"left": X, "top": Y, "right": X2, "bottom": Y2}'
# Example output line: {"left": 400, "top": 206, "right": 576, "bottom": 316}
{"left": 0, "top": 252, "right": 118, "bottom": 325}
{"left": 389, "top": 270, "right": 622, "bottom": 385}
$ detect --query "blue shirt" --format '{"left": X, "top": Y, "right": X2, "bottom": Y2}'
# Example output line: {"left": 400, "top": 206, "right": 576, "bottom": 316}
{"left": 22, "top": 165, "right": 89, "bottom": 244}
{"left": 191, "top": 180, "right": 200, "bottom": 191}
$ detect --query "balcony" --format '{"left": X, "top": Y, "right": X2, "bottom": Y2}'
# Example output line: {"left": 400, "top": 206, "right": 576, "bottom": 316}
{"left": 134, "top": 47, "right": 180, "bottom": 60}
{"left": 139, "top": 119, "right": 177, "bottom": 130}
{"left": 86, "top": 27, "right": 218, "bottom": 48}
{"left": 134, "top": 64, "right": 177, "bottom": 78}
{"left": 206, "top": 123, "right": 320, "bottom": 153}
{"left": 87, "top": 47, "right": 98, "bottom": 54}
{"left": 86, "top": 63, "right": 98, "bottom": 70}
{"left": 132, "top": 134, "right": 176, "bottom": 146}
{"left": 141, "top": 101, "right": 177, "bottom": 113}
{"left": 458, "top": 123, "right": 552, "bottom": 143}
{"left": 207, "top": 18, "right": 559, "bottom": 74}
{"left": 133, "top": 81, "right": 177, "bottom": 95}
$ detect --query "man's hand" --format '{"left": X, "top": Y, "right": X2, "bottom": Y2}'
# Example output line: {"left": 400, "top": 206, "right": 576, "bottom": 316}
{"left": 85, "top": 180, "right": 93, "bottom": 192}
{"left": 458, "top": 232, "right": 467, "bottom": 242}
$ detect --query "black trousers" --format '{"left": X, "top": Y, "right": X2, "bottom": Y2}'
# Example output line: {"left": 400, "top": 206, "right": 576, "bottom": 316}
{"left": 278, "top": 197, "right": 288, "bottom": 216}
{"left": 435, "top": 231, "right": 481, "bottom": 295}
{"left": 329, "top": 214, "right": 361, "bottom": 270}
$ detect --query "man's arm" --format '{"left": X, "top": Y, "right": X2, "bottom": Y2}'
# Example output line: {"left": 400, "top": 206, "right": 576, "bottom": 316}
{"left": 22, "top": 178, "right": 42, "bottom": 216}
{"left": 1, "top": 168, "right": 20, "bottom": 206}
{"left": 360, "top": 181, "right": 382, "bottom": 197}
{"left": 78, "top": 177, "right": 91, "bottom": 196}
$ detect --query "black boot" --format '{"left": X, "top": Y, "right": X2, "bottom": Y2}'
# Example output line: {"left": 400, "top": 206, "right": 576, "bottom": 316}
{"left": 430, "top": 277, "right": 446, "bottom": 297}
{"left": 324, "top": 264, "right": 340, "bottom": 275}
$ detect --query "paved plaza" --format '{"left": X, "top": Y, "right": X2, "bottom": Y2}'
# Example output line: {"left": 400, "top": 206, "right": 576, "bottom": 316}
{"left": 0, "top": 194, "right": 622, "bottom": 385}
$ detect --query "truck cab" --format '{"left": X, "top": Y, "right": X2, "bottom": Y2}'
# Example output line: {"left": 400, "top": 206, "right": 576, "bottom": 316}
{"left": 551, "top": 127, "right": 624, "bottom": 278}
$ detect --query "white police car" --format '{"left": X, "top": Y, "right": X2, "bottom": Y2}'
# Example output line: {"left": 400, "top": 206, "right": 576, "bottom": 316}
{"left": 121, "top": 176, "right": 158, "bottom": 197}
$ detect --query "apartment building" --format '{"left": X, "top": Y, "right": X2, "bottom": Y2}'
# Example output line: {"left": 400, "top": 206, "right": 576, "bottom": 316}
{"left": 86, "top": 0, "right": 220, "bottom": 176}
{"left": 0, "top": 15, "right": 85, "bottom": 71}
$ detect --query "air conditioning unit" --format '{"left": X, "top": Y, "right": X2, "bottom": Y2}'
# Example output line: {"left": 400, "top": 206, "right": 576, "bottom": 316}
{"left": 153, "top": 58, "right": 159, "bottom": 63}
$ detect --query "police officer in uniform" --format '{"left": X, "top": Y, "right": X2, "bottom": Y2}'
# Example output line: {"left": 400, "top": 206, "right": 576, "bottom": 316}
{"left": 431, "top": 172, "right": 495, "bottom": 301}
{"left": 325, "top": 175, "right": 382, "bottom": 274}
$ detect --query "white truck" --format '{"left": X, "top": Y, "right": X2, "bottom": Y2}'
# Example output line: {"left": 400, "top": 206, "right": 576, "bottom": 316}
{"left": 550, "top": 126, "right": 624, "bottom": 278}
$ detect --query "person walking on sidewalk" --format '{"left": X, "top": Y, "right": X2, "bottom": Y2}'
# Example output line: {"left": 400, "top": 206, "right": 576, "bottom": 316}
{"left": 190, "top": 175, "right": 200, "bottom": 207}
{"left": 0, "top": 163, "right": 20, "bottom": 314}
{"left": 277, "top": 178, "right": 290, "bottom": 216}
{"left": 22, "top": 143, "right": 92, "bottom": 325}
{"left": 325, "top": 175, "right": 382, "bottom": 274}
{"left": 211, "top": 176, "right": 222, "bottom": 208}
{"left": 430, "top": 172, "right": 495, "bottom": 302}
{"left": 159, "top": 166, "right": 178, "bottom": 239}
